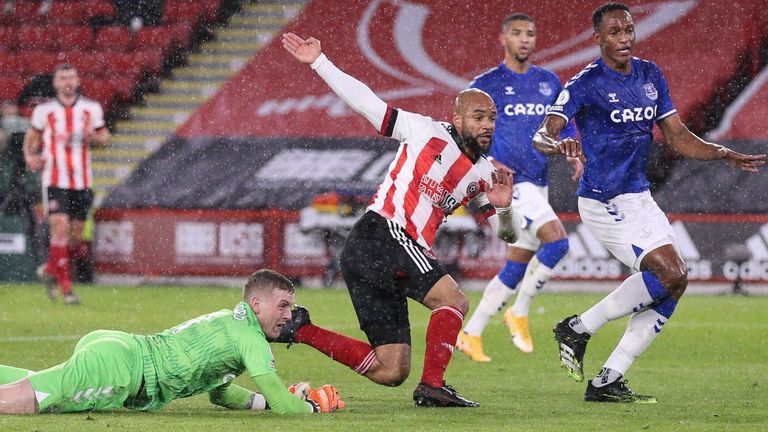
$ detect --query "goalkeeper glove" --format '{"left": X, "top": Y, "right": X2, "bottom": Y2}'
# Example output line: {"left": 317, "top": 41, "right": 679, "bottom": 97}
{"left": 288, "top": 382, "right": 311, "bottom": 400}
{"left": 306, "top": 384, "right": 345, "bottom": 413}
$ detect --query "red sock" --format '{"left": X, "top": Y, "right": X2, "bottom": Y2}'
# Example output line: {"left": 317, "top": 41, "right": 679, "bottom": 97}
{"left": 48, "top": 243, "right": 72, "bottom": 295}
{"left": 296, "top": 324, "right": 375, "bottom": 374}
{"left": 420, "top": 306, "right": 464, "bottom": 388}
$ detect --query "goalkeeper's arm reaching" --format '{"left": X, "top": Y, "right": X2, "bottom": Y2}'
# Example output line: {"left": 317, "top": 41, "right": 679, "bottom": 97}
{"left": 208, "top": 377, "right": 344, "bottom": 414}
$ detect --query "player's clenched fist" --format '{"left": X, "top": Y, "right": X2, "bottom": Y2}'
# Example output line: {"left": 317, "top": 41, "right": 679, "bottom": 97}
{"left": 306, "top": 384, "right": 344, "bottom": 413}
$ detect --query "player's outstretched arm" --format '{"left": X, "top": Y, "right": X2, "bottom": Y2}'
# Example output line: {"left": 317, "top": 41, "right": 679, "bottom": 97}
{"left": 209, "top": 382, "right": 267, "bottom": 410}
{"left": 282, "top": 32, "right": 388, "bottom": 131}
{"left": 659, "top": 114, "right": 766, "bottom": 172}
{"left": 533, "top": 116, "right": 582, "bottom": 159}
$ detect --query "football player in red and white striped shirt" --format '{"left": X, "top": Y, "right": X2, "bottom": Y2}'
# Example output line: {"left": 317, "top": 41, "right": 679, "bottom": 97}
{"left": 279, "top": 33, "right": 522, "bottom": 408}
{"left": 23, "top": 64, "right": 110, "bottom": 305}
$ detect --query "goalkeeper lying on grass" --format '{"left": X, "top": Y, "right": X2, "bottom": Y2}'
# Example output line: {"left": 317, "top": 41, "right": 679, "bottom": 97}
{"left": 0, "top": 269, "right": 344, "bottom": 415}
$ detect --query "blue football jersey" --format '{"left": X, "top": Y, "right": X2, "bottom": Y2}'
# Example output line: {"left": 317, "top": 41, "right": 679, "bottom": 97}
{"left": 471, "top": 63, "right": 577, "bottom": 186}
{"left": 547, "top": 57, "right": 676, "bottom": 201}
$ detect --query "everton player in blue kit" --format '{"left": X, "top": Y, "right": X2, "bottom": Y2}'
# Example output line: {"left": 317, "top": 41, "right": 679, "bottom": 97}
{"left": 536, "top": 3, "right": 765, "bottom": 403}
{"left": 457, "top": 13, "right": 581, "bottom": 360}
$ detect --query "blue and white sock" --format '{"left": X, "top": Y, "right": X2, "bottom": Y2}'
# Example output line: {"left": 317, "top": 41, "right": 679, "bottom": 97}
{"left": 580, "top": 271, "right": 669, "bottom": 334}
{"left": 512, "top": 239, "right": 568, "bottom": 316}
{"left": 463, "top": 260, "right": 526, "bottom": 336}
{"left": 601, "top": 295, "right": 678, "bottom": 377}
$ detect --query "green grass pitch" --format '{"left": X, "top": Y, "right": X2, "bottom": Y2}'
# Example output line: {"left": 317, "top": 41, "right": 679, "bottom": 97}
{"left": 1, "top": 283, "right": 766, "bottom": 431}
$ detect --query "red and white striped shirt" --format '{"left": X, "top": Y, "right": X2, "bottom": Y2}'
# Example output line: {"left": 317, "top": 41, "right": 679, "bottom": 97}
{"left": 368, "top": 106, "right": 496, "bottom": 249}
{"left": 311, "top": 54, "right": 500, "bottom": 250}
{"left": 30, "top": 97, "right": 105, "bottom": 190}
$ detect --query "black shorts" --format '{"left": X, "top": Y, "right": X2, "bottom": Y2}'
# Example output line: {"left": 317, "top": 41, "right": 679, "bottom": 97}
{"left": 340, "top": 211, "right": 448, "bottom": 347}
{"left": 46, "top": 187, "right": 94, "bottom": 220}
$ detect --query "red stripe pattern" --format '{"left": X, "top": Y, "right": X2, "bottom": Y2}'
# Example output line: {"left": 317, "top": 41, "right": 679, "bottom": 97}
{"left": 30, "top": 98, "right": 105, "bottom": 190}
{"left": 367, "top": 108, "right": 496, "bottom": 250}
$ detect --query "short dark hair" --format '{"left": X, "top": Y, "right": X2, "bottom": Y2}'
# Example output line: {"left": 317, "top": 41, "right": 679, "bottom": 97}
{"left": 592, "top": 2, "right": 630, "bottom": 31}
{"left": 502, "top": 13, "right": 535, "bottom": 32}
{"left": 53, "top": 63, "right": 77, "bottom": 75}
{"left": 243, "top": 269, "right": 295, "bottom": 300}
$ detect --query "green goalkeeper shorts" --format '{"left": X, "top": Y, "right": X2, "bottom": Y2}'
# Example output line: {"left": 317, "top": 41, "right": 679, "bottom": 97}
{"left": 27, "top": 330, "right": 144, "bottom": 413}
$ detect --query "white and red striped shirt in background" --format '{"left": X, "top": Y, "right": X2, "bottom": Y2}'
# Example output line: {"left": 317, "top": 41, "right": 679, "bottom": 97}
{"left": 368, "top": 105, "right": 497, "bottom": 250}
{"left": 30, "top": 97, "right": 105, "bottom": 190}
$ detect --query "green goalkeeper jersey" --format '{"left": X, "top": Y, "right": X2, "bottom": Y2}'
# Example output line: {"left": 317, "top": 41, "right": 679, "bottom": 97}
{"left": 132, "top": 302, "right": 304, "bottom": 412}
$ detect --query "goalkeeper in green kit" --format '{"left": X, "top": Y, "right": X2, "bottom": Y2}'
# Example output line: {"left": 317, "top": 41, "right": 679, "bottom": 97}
{"left": 0, "top": 269, "right": 344, "bottom": 415}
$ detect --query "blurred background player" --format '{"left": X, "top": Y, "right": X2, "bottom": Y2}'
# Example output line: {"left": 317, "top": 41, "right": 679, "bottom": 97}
{"left": 457, "top": 13, "right": 580, "bottom": 361}
{"left": 23, "top": 64, "right": 110, "bottom": 305}
{"left": 538, "top": 2, "right": 765, "bottom": 402}
{"left": 0, "top": 269, "right": 344, "bottom": 415}
{"left": 280, "top": 32, "right": 521, "bottom": 408}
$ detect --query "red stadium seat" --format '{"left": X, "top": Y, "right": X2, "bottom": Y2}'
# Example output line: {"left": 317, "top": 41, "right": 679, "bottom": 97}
{"left": 82, "top": 0, "right": 116, "bottom": 21}
{"left": 0, "top": 53, "right": 21, "bottom": 74}
{"left": 58, "top": 51, "right": 104, "bottom": 78}
{"left": 100, "top": 51, "right": 143, "bottom": 80}
{"left": 0, "top": 77, "right": 23, "bottom": 101}
{"left": 95, "top": 26, "right": 133, "bottom": 52}
{"left": 134, "top": 49, "right": 165, "bottom": 75}
{"left": 20, "top": 51, "right": 59, "bottom": 77}
{"left": 0, "top": 26, "right": 18, "bottom": 51}
{"left": 167, "top": 23, "right": 194, "bottom": 48}
{"left": 134, "top": 27, "right": 174, "bottom": 53}
{"left": 56, "top": 26, "right": 94, "bottom": 52}
{"left": 17, "top": 25, "right": 58, "bottom": 52}
{"left": 79, "top": 78, "right": 116, "bottom": 109}
{"left": 46, "top": 1, "right": 88, "bottom": 25}
{"left": 8, "top": 1, "right": 39, "bottom": 25}
{"left": 111, "top": 76, "right": 136, "bottom": 102}
{"left": 162, "top": 0, "right": 201, "bottom": 24}
{"left": 201, "top": 1, "right": 222, "bottom": 23}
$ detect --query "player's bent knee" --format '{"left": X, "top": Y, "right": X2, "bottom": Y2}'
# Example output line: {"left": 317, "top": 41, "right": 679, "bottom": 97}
{"left": 660, "top": 266, "right": 688, "bottom": 298}
{"left": 453, "top": 292, "right": 469, "bottom": 315}
{"left": 370, "top": 364, "right": 410, "bottom": 386}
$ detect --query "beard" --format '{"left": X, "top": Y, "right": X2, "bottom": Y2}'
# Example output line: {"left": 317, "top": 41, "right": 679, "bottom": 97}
{"left": 459, "top": 131, "right": 490, "bottom": 163}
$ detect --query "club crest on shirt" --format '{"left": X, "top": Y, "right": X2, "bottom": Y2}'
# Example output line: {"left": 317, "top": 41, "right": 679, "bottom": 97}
{"left": 643, "top": 83, "right": 658, "bottom": 101}
{"left": 233, "top": 303, "right": 247, "bottom": 320}
{"left": 608, "top": 93, "right": 619, "bottom": 103}
{"left": 538, "top": 82, "right": 552, "bottom": 96}
{"left": 466, "top": 182, "right": 479, "bottom": 198}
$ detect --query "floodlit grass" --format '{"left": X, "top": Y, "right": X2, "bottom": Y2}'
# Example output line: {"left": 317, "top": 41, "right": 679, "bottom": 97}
{"left": 1, "top": 283, "right": 766, "bottom": 431}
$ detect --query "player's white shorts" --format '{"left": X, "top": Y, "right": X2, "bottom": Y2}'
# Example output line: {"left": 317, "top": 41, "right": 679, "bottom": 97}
{"left": 508, "top": 182, "right": 559, "bottom": 251}
{"left": 578, "top": 191, "right": 676, "bottom": 272}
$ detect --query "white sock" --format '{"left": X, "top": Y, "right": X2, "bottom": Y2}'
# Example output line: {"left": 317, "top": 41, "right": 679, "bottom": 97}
{"left": 463, "top": 275, "right": 516, "bottom": 336}
{"left": 580, "top": 272, "right": 654, "bottom": 333}
{"left": 591, "top": 367, "right": 623, "bottom": 387}
{"left": 511, "top": 256, "right": 553, "bottom": 316}
{"left": 603, "top": 308, "right": 667, "bottom": 375}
